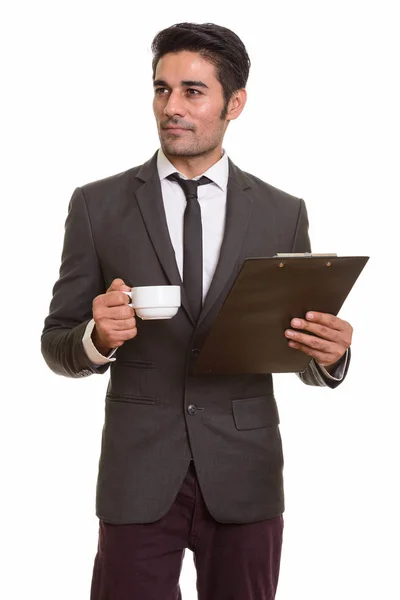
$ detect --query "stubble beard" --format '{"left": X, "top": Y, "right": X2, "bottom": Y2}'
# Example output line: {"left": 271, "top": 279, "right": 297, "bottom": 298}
{"left": 159, "top": 126, "right": 225, "bottom": 158}
{"left": 161, "top": 137, "right": 220, "bottom": 158}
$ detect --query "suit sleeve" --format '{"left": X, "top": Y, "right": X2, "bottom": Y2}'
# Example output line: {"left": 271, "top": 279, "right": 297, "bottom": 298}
{"left": 41, "top": 187, "right": 110, "bottom": 378}
{"left": 291, "top": 199, "right": 350, "bottom": 389}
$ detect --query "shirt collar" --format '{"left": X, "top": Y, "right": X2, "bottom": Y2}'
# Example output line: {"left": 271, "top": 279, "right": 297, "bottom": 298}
{"left": 157, "top": 148, "right": 229, "bottom": 192}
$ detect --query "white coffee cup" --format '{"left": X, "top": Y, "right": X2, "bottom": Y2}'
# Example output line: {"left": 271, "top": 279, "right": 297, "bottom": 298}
{"left": 123, "top": 285, "right": 181, "bottom": 320}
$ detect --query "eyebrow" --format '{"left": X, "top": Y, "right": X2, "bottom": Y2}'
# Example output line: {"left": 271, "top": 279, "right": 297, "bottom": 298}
{"left": 153, "top": 79, "right": 209, "bottom": 89}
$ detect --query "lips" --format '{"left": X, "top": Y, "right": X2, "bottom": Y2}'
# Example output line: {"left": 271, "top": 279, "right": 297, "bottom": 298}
{"left": 163, "top": 127, "right": 190, "bottom": 132}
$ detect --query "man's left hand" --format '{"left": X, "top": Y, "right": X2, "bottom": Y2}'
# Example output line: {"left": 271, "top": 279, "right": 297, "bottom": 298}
{"left": 285, "top": 311, "right": 353, "bottom": 368}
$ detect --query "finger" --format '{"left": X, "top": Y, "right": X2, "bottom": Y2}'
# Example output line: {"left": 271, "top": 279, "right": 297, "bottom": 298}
{"left": 106, "top": 278, "right": 131, "bottom": 293}
{"left": 104, "top": 304, "right": 135, "bottom": 319}
{"left": 287, "top": 340, "right": 336, "bottom": 365}
{"left": 285, "top": 330, "right": 333, "bottom": 353}
{"left": 289, "top": 318, "right": 340, "bottom": 343}
{"left": 94, "top": 306, "right": 135, "bottom": 325}
{"left": 101, "top": 291, "right": 133, "bottom": 308}
{"left": 304, "top": 311, "right": 348, "bottom": 331}
{"left": 102, "top": 327, "right": 138, "bottom": 348}
{"left": 93, "top": 300, "right": 134, "bottom": 323}
{"left": 116, "top": 327, "right": 138, "bottom": 342}
{"left": 109, "top": 317, "right": 137, "bottom": 331}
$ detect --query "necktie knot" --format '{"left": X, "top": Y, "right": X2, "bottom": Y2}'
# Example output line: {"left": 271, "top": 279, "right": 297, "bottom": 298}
{"left": 167, "top": 173, "right": 212, "bottom": 200}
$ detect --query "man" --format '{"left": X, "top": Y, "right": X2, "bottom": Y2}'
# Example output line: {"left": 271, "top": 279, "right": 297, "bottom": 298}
{"left": 42, "top": 22, "right": 352, "bottom": 600}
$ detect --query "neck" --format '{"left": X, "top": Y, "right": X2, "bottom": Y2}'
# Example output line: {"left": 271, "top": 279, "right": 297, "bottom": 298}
{"left": 164, "top": 145, "right": 223, "bottom": 179}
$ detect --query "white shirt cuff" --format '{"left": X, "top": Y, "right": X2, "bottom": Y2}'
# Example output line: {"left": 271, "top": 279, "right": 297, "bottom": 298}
{"left": 82, "top": 319, "right": 117, "bottom": 365}
{"left": 318, "top": 349, "right": 349, "bottom": 381}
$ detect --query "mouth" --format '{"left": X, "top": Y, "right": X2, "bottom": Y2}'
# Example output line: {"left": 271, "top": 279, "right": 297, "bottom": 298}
{"left": 162, "top": 126, "right": 191, "bottom": 133}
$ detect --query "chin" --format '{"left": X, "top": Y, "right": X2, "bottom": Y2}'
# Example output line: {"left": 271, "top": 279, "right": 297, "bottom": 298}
{"left": 161, "top": 140, "right": 218, "bottom": 158}
{"left": 161, "top": 142, "right": 199, "bottom": 157}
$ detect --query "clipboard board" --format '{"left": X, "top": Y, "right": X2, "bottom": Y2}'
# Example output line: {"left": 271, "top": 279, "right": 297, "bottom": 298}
{"left": 194, "top": 254, "right": 369, "bottom": 374}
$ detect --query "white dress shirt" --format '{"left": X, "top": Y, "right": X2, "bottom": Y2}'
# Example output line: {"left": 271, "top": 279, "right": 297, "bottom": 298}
{"left": 157, "top": 147, "right": 228, "bottom": 298}
{"left": 82, "top": 149, "right": 346, "bottom": 381}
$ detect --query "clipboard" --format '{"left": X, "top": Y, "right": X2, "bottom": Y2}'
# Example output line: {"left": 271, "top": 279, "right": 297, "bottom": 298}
{"left": 194, "top": 254, "right": 369, "bottom": 374}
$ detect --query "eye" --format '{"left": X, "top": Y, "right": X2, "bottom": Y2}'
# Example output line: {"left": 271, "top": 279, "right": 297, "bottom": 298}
{"left": 186, "top": 88, "right": 201, "bottom": 96}
{"left": 154, "top": 87, "right": 169, "bottom": 95}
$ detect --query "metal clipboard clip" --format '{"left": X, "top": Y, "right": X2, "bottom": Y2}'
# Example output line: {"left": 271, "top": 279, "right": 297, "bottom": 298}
{"left": 274, "top": 252, "right": 338, "bottom": 258}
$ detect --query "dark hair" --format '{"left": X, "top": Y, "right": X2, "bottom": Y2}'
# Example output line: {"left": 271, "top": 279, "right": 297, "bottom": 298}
{"left": 151, "top": 22, "right": 251, "bottom": 107}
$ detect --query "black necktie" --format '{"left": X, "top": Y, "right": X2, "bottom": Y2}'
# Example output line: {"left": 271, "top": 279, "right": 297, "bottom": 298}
{"left": 167, "top": 172, "right": 212, "bottom": 321}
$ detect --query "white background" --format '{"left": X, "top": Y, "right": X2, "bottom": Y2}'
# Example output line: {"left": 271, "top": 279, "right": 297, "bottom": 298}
{"left": 1, "top": 1, "right": 399, "bottom": 598}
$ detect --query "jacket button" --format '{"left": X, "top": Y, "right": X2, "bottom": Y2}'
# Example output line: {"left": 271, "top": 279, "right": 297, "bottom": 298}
{"left": 190, "top": 348, "right": 200, "bottom": 360}
{"left": 187, "top": 404, "right": 197, "bottom": 415}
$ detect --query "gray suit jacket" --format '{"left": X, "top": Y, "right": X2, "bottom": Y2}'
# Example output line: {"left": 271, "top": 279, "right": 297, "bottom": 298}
{"left": 41, "top": 152, "right": 349, "bottom": 524}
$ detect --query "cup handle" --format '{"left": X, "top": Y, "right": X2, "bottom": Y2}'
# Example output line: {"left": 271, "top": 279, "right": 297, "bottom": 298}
{"left": 122, "top": 290, "right": 133, "bottom": 305}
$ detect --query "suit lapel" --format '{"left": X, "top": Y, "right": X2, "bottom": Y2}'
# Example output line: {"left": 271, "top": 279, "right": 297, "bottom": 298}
{"left": 135, "top": 153, "right": 195, "bottom": 324}
{"left": 198, "top": 160, "right": 253, "bottom": 328}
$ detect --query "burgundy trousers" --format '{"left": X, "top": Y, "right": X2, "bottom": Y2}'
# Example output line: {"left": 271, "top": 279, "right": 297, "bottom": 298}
{"left": 90, "top": 461, "right": 284, "bottom": 600}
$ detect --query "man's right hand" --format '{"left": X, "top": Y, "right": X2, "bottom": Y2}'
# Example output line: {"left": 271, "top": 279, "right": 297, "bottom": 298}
{"left": 92, "top": 278, "right": 138, "bottom": 355}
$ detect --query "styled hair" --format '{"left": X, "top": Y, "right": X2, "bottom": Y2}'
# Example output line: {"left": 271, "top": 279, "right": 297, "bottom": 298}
{"left": 151, "top": 22, "right": 251, "bottom": 107}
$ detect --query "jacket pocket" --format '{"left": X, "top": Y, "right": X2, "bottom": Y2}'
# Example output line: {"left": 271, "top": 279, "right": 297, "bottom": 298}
{"left": 232, "top": 395, "right": 280, "bottom": 430}
{"left": 109, "top": 359, "right": 155, "bottom": 399}
{"left": 116, "top": 359, "right": 155, "bottom": 369}
{"left": 106, "top": 393, "right": 155, "bottom": 405}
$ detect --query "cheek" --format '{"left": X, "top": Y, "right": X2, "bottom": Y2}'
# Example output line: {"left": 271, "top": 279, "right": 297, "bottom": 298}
{"left": 152, "top": 100, "right": 159, "bottom": 117}
{"left": 153, "top": 98, "right": 164, "bottom": 119}
{"left": 195, "top": 101, "right": 224, "bottom": 127}
{"left": 197, "top": 97, "right": 218, "bottom": 116}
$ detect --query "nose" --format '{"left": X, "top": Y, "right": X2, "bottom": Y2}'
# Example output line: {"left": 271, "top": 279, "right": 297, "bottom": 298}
{"left": 163, "top": 90, "right": 186, "bottom": 118}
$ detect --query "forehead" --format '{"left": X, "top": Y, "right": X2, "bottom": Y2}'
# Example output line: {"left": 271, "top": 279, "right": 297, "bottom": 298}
{"left": 154, "top": 51, "right": 218, "bottom": 84}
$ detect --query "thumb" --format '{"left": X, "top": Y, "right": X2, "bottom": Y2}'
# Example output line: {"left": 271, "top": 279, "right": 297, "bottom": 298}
{"left": 106, "top": 278, "right": 131, "bottom": 293}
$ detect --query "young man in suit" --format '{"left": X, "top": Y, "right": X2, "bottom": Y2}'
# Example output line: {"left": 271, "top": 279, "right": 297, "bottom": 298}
{"left": 42, "top": 22, "right": 353, "bottom": 600}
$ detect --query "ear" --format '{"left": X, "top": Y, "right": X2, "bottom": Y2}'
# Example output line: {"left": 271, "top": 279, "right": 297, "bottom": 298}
{"left": 226, "top": 89, "right": 247, "bottom": 122}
